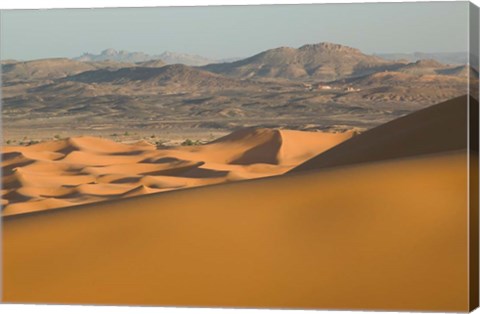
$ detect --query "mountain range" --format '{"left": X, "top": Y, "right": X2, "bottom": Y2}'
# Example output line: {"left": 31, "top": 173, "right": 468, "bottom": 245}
{"left": 1, "top": 42, "right": 475, "bottom": 145}
{"left": 74, "top": 48, "right": 237, "bottom": 66}
{"left": 376, "top": 51, "right": 468, "bottom": 65}
{"left": 73, "top": 47, "right": 468, "bottom": 68}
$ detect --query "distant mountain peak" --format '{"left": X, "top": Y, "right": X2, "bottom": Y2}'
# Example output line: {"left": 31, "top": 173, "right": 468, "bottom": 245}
{"left": 299, "top": 42, "right": 361, "bottom": 54}
{"left": 75, "top": 49, "right": 150, "bottom": 63}
{"left": 102, "top": 48, "right": 119, "bottom": 56}
{"left": 203, "top": 41, "right": 395, "bottom": 81}
{"left": 160, "top": 51, "right": 178, "bottom": 57}
{"left": 413, "top": 59, "right": 445, "bottom": 67}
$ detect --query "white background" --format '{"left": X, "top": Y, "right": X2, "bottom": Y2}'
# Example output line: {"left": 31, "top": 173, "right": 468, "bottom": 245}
{"left": 1, "top": 0, "right": 479, "bottom": 313}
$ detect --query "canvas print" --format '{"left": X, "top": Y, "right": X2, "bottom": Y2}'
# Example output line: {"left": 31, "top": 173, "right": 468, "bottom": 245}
{"left": 1, "top": 1, "right": 479, "bottom": 311}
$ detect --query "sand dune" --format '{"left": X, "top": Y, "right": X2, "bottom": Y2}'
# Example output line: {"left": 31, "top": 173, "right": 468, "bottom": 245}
{"left": 291, "top": 95, "right": 470, "bottom": 172}
{"left": 172, "top": 127, "right": 353, "bottom": 166}
{"left": 2, "top": 151, "right": 469, "bottom": 311}
{"left": 2, "top": 129, "right": 351, "bottom": 216}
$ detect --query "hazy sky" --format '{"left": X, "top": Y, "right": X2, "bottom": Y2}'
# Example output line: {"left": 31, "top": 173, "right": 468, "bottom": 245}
{"left": 0, "top": 2, "right": 470, "bottom": 61}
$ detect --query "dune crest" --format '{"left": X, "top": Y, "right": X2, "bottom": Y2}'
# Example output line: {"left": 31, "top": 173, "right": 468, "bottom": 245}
{"left": 291, "top": 95, "right": 471, "bottom": 172}
{"left": 2, "top": 128, "right": 351, "bottom": 216}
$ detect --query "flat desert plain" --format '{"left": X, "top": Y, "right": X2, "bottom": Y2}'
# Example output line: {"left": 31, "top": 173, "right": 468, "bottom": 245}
{"left": 1, "top": 96, "right": 473, "bottom": 311}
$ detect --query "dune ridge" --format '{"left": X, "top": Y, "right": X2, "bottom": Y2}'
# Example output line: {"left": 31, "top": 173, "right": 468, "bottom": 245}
{"left": 2, "top": 128, "right": 352, "bottom": 216}
{"left": 291, "top": 95, "right": 470, "bottom": 172}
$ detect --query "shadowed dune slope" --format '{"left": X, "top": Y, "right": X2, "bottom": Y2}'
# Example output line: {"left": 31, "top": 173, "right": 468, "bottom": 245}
{"left": 190, "top": 127, "right": 354, "bottom": 165}
{"left": 2, "top": 151, "right": 468, "bottom": 311}
{"left": 291, "top": 95, "right": 469, "bottom": 173}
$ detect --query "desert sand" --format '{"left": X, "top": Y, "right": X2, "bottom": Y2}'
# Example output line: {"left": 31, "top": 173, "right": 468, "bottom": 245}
{"left": 1, "top": 128, "right": 353, "bottom": 216}
{"left": 1, "top": 96, "right": 473, "bottom": 311}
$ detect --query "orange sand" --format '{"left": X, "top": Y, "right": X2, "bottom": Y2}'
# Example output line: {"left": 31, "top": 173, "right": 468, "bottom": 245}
{"left": 2, "top": 128, "right": 352, "bottom": 216}
{"left": 2, "top": 151, "right": 469, "bottom": 311}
